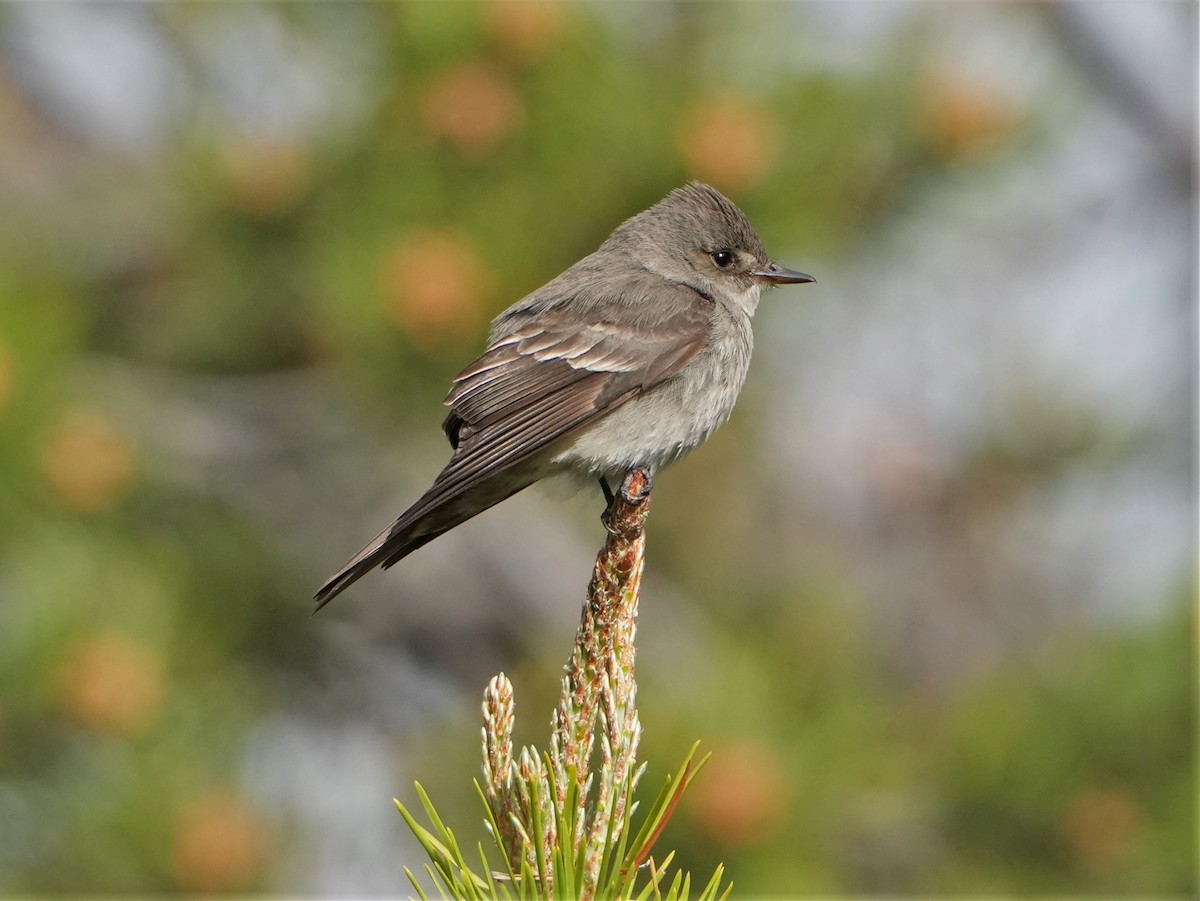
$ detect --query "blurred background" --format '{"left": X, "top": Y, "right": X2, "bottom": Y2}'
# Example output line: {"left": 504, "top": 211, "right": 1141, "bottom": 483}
{"left": 0, "top": 1, "right": 1194, "bottom": 896}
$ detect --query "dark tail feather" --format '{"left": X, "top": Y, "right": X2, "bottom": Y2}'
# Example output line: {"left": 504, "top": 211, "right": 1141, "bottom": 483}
{"left": 312, "top": 477, "right": 536, "bottom": 613}
{"left": 312, "top": 524, "right": 442, "bottom": 614}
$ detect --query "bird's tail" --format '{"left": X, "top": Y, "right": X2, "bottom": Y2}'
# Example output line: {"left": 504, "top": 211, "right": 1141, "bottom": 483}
{"left": 312, "top": 522, "right": 440, "bottom": 613}
{"left": 312, "top": 475, "right": 536, "bottom": 612}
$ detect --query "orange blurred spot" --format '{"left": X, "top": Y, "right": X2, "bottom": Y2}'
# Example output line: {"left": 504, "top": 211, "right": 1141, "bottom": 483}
{"left": 0, "top": 338, "right": 12, "bottom": 414}
{"left": 917, "top": 72, "right": 1022, "bottom": 163}
{"left": 380, "top": 228, "right": 489, "bottom": 348}
{"left": 220, "top": 138, "right": 311, "bottom": 218}
{"left": 688, "top": 740, "right": 790, "bottom": 849}
{"left": 863, "top": 425, "right": 943, "bottom": 515}
{"left": 1059, "top": 786, "right": 1145, "bottom": 873}
{"left": 484, "top": 0, "right": 568, "bottom": 64}
{"left": 420, "top": 61, "right": 523, "bottom": 159}
{"left": 171, "top": 789, "right": 267, "bottom": 893}
{"left": 678, "top": 95, "right": 780, "bottom": 196}
{"left": 56, "top": 632, "right": 164, "bottom": 738}
{"left": 41, "top": 408, "right": 136, "bottom": 511}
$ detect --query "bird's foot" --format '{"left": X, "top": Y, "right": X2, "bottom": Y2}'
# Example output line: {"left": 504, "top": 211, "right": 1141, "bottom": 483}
{"left": 620, "top": 467, "right": 653, "bottom": 505}
{"left": 600, "top": 468, "right": 652, "bottom": 535}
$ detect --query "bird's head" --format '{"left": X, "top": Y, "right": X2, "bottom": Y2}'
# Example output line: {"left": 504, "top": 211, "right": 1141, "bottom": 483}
{"left": 604, "top": 181, "right": 814, "bottom": 315}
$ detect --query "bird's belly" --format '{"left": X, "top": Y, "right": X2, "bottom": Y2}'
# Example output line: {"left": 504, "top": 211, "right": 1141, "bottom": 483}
{"left": 550, "top": 354, "right": 748, "bottom": 481}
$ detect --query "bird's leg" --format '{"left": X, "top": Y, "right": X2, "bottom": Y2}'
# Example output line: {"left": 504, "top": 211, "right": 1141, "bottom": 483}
{"left": 599, "top": 477, "right": 615, "bottom": 508}
{"left": 599, "top": 477, "right": 618, "bottom": 534}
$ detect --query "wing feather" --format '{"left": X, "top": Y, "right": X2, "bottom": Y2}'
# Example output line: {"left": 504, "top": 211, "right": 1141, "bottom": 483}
{"left": 429, "top": 283, "right": 714, "bottom": 512}
{"left": 404, "top": 373, "right": 630, "bottom": 529}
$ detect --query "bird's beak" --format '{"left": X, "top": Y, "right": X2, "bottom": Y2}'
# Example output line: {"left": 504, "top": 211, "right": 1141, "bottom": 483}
{"left": 752, "top": 262, "right": 816, "bottom": 285}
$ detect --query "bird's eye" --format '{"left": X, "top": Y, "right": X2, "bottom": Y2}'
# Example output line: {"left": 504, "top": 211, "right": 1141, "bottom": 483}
{"left": 711, "top": 250, "right": 734, "bottom": 269}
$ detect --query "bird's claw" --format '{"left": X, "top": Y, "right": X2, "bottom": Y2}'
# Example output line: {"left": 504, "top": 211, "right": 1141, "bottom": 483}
{"left": 620, "top": 468, "right": 653, "bottom": 505}
{"left": 599, "top": 468, "right": 652, "bottom": 535}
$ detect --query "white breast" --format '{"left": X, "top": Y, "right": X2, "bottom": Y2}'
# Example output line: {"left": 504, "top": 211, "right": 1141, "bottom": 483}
{"left": 550, "top": 305, "right": 755, "bottom": 481}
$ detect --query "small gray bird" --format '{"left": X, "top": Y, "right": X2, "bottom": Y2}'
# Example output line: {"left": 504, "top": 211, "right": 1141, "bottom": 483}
{"left": 315, "top": 182, "right": 812, "bottom": 609}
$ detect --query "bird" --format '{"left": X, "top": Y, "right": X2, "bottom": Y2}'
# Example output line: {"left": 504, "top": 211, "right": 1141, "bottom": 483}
{"left": 315, "top": 181, "right": 813, "bottom": 610}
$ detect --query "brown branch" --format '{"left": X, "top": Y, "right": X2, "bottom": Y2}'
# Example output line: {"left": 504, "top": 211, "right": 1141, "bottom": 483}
{"left": 484, "top": 468, "right": 654, "bottom": 897}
